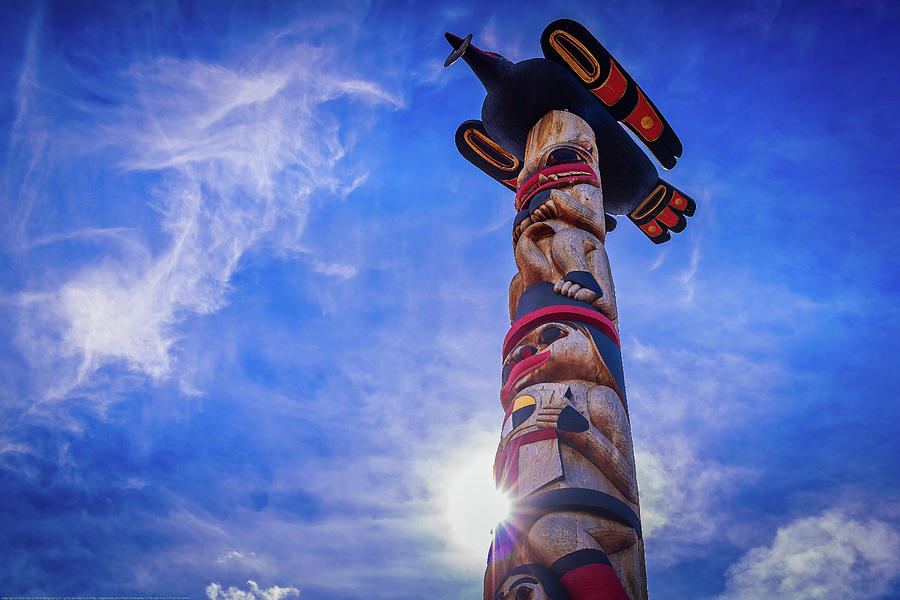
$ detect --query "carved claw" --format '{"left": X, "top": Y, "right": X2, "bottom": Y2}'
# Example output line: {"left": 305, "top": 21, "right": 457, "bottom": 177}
{"left": 574, "top": 287, "right": 599, "bottom": 304}
{"left": 554, "top": 279, "right": 600, "bottom": 305}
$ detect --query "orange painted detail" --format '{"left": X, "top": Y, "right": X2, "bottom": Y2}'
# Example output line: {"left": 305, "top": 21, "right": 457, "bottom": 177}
{"left": 670, "top": 191, "right": 686, "bottom": 209}
{"left": 630, "top": 184, "right": 667, "bottom": 220}
{"left": 623, "top": 89, "right": 663, "bottom": 142}
{"left": 464, "top": 128, "right": 520, "bottom": 171}
{"left": 656, "top": 206, "right": 679, "bottom": 228}
{"left": 502, "top": 178, "right": 519, "bottom": 189}
{"left": 548, "top": 30, "right": 601, "bottom": 85}
{"left": 640, "top": 221, "right": 661, "bottom": 236}
{"left": 591, "top": 58, "right": 627, "bottom": 106}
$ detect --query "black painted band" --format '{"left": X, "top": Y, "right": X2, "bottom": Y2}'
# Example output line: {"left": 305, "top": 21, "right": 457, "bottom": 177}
{"left": 550, "top": 549, "right": 612, "bottom": 578}
{"left": 497, "top": 563, "right": 568, "bottom": 600}
{"left": 562, "top": 270, "right": 602, "bottom": 297}
{"left": 511, "top": 487, "right": 642, "bottom": 539}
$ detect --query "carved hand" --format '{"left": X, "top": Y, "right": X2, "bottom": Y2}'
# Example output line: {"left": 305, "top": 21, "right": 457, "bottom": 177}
{"left": 535, "top": 391, "right": 589, "bottom": 433}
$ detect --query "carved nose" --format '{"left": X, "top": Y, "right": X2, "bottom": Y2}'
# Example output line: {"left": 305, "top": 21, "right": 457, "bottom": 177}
{"left": 502, "top": 345, "right": 537, "bottom": 384}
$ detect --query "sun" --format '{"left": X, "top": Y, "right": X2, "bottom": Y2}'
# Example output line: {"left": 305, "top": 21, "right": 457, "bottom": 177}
{"left": 444, "top": 448, "right": 511, "bottom": 557}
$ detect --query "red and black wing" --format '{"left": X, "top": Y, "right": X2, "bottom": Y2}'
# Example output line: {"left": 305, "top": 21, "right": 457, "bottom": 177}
{"left": 540, "top": 19, "right": 683, "bottom": 170}
{"left": 628, "top": 178, "right": 696, "bottom": 244}
{"left": 455, "top": 120, "right": 522, "bottom": 191}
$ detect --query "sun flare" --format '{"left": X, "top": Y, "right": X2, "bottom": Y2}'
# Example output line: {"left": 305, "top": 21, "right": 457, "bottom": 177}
{"left": 444, "top": 451, "right": 511, "bottom": 557}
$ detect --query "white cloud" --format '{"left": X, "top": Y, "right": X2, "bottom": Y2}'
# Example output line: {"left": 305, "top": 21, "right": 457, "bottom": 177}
{"left": 330, "top": 79, "right": 405, "bottom": 108}
{"left": 626, "top": 333, "right": 773, "bottom": 543}
{"left": 634, "top": 440, "right": 751, "bottom": 540}
{"left": 0, "top": 438, "right": 31, "bottom": 456}
{"left": 10, "top": 22, "right": 402, "bottom": 398}
{"left": 217, "top": 550, "right": 251, "bottom": 564}
{"left": 647, "top": 245, "right": 671, "bottom": 272}
{"left": 206, "top": 580, "right": 299, "bottom": 600}
{"left": 310, "top": 259, "right": 359, "bottom": 280}
{"left": 622, "top": 314, "right": 773, "bottom": 561}
{"left": 4, "top": 11, "right": 48, "bottom": 252}
{"left": 678, "top": 240, "right": 702, "bottom": 304}
{"left": 718, "top": 509, "right": 900, "bottom": 600}
{"left": 476, "top": 20, "right": 527, "bottom": 62}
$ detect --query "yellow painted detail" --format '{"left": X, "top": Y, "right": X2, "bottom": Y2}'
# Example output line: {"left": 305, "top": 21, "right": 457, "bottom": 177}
{"left": 464, "top": 128, "right": 520, "bottom": 171}
{"left": 640, "top": 116, "right": 654, "bottom": 130}
{"left": 548, "top": 30, "right": 601, "bottom": 85}
{"left": 631, "top": 184, "right": 668, "bottom": 220}
{"left": 513, "top": 395, "right": 536, "bottom": 411}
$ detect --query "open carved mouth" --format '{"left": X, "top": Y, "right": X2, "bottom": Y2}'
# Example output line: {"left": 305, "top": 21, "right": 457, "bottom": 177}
{"left": 514, "top": 161, "right": 599, "bottom": 212}
{"left": 511, "top": 150, "right": 600, "bottom": 247}
{"left": 500, "top": 350, "right": 550, "bottom": 403}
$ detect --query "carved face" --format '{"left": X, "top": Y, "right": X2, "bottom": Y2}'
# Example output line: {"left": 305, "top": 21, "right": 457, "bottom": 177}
{"left": 501, "top": 321, "right": 613, "bottom": 404}
{"left": 511, "top": 137, "right": 607, "bottom": 246}
{"left": 516, "top": 143, "right": 599, "bottom": 211}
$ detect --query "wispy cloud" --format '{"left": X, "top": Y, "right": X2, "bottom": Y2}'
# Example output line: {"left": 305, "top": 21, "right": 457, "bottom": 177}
{"left": 476, "top": 19, "right": 528, "bottom": 62}
{"left": 8, "top": 19, "right": 402, "bottom": 400}
{"left": 331, "top": 80, "right": 405, "bottom": 108}
{"left": 717, "top": 508, "right": 900, "bottom": 600}
{"left": 635, "top": 438, "right": 754, "bottom": 543}
{"left": 678, "top": 240, "right": 702, "bottom": 304}
{"left": 4, "top": 9, "right": 48, "bottom": 252}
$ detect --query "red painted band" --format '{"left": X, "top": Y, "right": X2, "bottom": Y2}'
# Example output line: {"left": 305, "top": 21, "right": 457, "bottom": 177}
{"left": 503, "top": 305, "right": 619, "bottom": 360}
{"left": 623, "top": 88, "right": 664, "bottom": 142}
{"left": 515, "top": 163, "right": 599, "bottom": 209}
{"left": 639, "top": 220, "right": 662, "bottom": 237}
{"left": 501, "top": 351, "right": 551, "bottom": 404}
{"left": 591, "top": 58, "right": 627, "bottom": 106}
{"left": 657, "top": 206, "right": 679, "bottom": 228}
{"left": 495, "top": 428, "right": 559, "bottom": 493}
{"left": 559, "top": 564, "right": 630, "bottom": 600}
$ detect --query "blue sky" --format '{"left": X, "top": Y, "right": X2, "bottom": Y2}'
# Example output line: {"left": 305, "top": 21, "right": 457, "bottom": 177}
{"left": 2, "top": 1, "right": 899, "bottom": 599}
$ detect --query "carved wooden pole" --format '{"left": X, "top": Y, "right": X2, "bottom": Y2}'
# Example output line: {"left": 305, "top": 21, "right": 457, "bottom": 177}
{"left": 490, "top": 109, "right": 646, "bottom": 600}
{"left": 445, "top": 19, "right": 696, "bottom": 600}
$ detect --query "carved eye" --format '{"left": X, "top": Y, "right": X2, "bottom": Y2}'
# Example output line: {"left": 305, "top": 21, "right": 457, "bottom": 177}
{"left": 515, "top": 587, "right": 533, "bottom": 600}
{"left": 539, "top": 325, "right": 565, "bottom": 345}
{"left": 546, "top": 147, "right": 586, "bottom": 166}
{"left": 517, "top": 345, "right": 536, "bottom": 359}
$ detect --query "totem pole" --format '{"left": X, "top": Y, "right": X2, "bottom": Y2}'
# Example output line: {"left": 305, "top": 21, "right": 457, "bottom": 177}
{"left": 444, "top": 19, "right": 696, "bottom": 600}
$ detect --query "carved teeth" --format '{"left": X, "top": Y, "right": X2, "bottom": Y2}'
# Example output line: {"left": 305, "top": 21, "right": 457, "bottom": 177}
{"left": 537, "top": 170, "right": 588, "bottom": 185}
